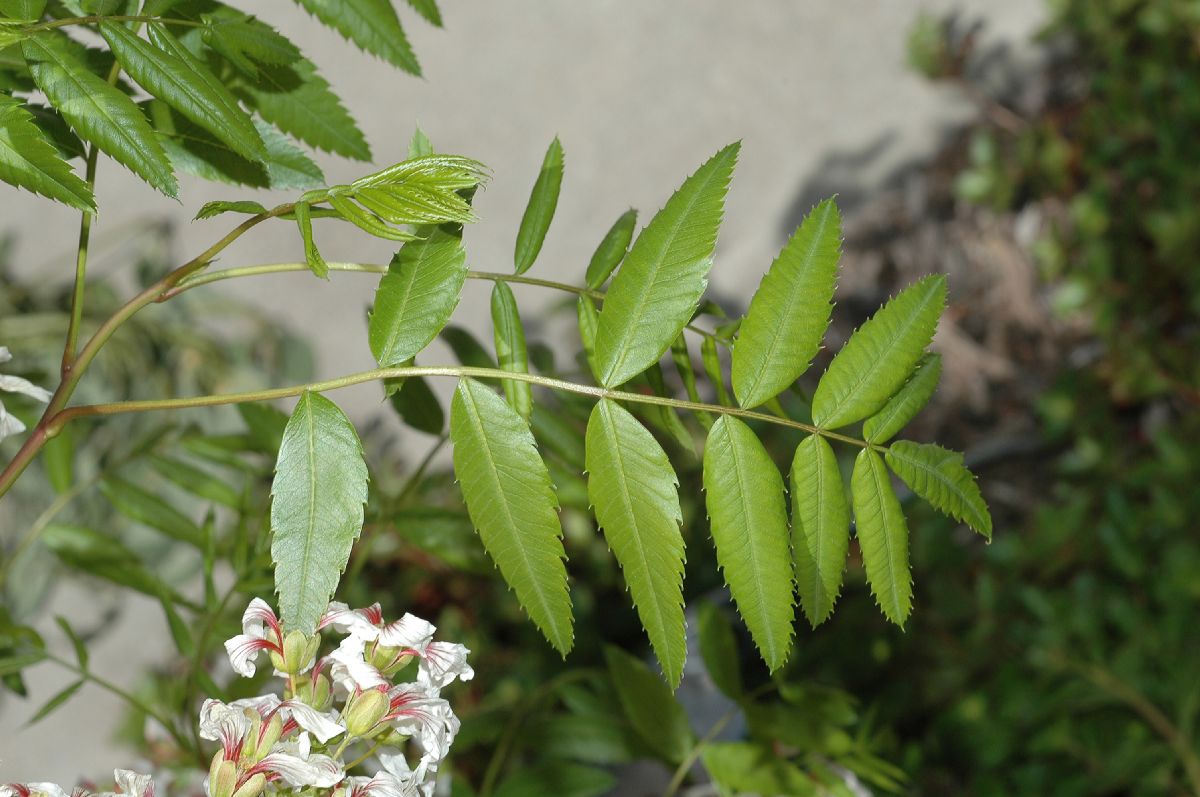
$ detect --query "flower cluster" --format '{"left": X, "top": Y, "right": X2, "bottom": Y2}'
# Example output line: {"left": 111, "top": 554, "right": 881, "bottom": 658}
{"left": 0, "top": 346, "right": 51, "bottom": 441}
{"left": 4, "top": 598, "right": 472, "bottom": 797}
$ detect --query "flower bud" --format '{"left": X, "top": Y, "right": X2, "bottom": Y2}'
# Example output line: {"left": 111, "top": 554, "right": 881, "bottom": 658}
{"left": 309, "top": 672, "right": 334, "bottom": 711}
{"left": 369, "top": 642, "right": 414, "bottom": 676}
{"left": 343, "top": 688, "right": 389, "bottom": 737}
{"left": 230, "top": 773, "right": 266, "bottom": 797}
{"left": 246, "top": 711, "right": 283, "bottom": 763}
{"left": 270, "top": 630, "right": 318, "bottom": 675}
{"left": 207, "top": 754, "right": 237, "bottom": 797}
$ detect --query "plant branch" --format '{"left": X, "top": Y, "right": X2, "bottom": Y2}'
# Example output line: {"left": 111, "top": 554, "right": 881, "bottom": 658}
{"left": 44, "top": 365, "right": 870, "bottom": 448}
{"left": 61, "top": 145, "right": 100, "bottom": 375}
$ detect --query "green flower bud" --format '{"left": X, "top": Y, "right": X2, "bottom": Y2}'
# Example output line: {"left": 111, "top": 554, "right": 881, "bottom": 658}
{"left": 369, "top": 642, "right": 414, "bottom": 676}
{"left": 230, "top": 773, "right": 266, "bottom": 797}
{"left": 247, "top": 711, "right": 283, "bottom": 763}
{"left": 310, "top": 672, "right": 334, "bottom": 711}
{"left": 271, "top": 630, "right": 318, "bottom": 675}
{"left": 207, "top": 755, "right": 237, "bottom": 797}
{"left": 344, "top": 688, "right": 389, "bottom": 738}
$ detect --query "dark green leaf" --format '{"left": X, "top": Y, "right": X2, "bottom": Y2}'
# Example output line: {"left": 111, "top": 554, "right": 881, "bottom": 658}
{"left": 703, "top": 415, "right": 794, "bottom": 671}
{"left": 294, "top": 0, "right": 420, "bottom": 74}
{"left": 0, "top": 0, "right": 44, "bottom": 21}
{"left": 732, "top": 198, "right": 841, "bottom": 408}
{"left": 790, "top": 434, "right": 849, "bottom": 627}
{"left": 103, "top": 22, "right": 265, "bottom": 162}
{"left": 491, "top": 281, "right": 533, "bottom": 420}
{"left": 391, "top": 508, "right": 490, "bottom": 573}
{"left": 41, "top": 425, "right": 73, "bottom": 494}
{"left": 388, "top": 372, "right": 444, "bottom": 435}
{"left": 514, "top": 136, "right": 564, "bottom": 274}
{"left": 441, "top": 325, "right": 497, "bottom": 369}
{"left": 585, "top": 208, "right": 636, "bottom": 289}
{"left": 586, "top": 399, "right": 686, "bottom": 686}
{"left": 369, "top": 230, "right": 467, "bottom": 366}
{"left": 885, "top": 440, "right": 992, "bottom": 538}
{"left": 638, "top": 363, "right": 696, "bottom": 456}
{"left": 851, "top": 448, "right": 912, "bottom": 626}
{"left": 669, "top": 333, "right": 713, "bottom": 429}
{"left": 0, "top": 93, "right": 93, "bottom": 211}
{"left": 696, "top": 602, "right": 741, "bottom": 699}
{"left": 239, "top": 402, "right": 289, "bottom": 453}
{"left": 701, "top": 334, "right": 732, "bottom": 407}
{"left": 863, "top": 352, "right": 942, "bottom": 443}
{"left": 595, "top": 143, "right": 738, "bottom": 387}
{"left": 812, "top": 275, "right": 946, "bottom": 429}
{"left": 41, "top": 523, "right": 185, "bottom": 602}
{"left": 54, "top": 616, "right": 87, "bottom": 670}
{"left": 451, "top": 378, "right": 572, "bottom": 653}
{"left": 494, "top": 763, "right": 614, "bottom": 797}
{"left": 271, "top": 392, "right": 369, "bottom": 634}
{"left": 100, "top": 477, "right": 203, "bottom": 547}
{"left": 603, "top": 645, "right": 693, "bottom": 764}
{"left": 150, "top": 455, "right": 241, "bottom": 508}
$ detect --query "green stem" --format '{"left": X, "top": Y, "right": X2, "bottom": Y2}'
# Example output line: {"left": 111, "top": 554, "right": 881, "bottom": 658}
{"left": 44, "top": 365, "right": 869, "bottom": 447}
{"left": 344, "top": 740, "right": 384, "bottom": 772}
{"left": 0, "top": 207, "right": 287, "bottom": 500}
{"left": 44, "top": 652, "right": 192, "bottom": 753}
{"left": 61, "top": 146, "right": 100, "bottom": 375}
{"left": 26, "top": 15, "right": 204, "bottom": 32}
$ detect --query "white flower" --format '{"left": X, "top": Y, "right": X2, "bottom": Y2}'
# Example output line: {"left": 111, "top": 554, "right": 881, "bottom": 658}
{"left": 254, "top": 733, "right": 343, "bottom": 788}
{"left": 234, "top": 694, "right": 344, "bottom": 745}
{"left": 0, "top": 346, "right": 51, "bottom": 441}
{"left": 1, "top": 785, "right": 70, "bottom": 797}
{"left": 321, "top": 602, "right": 474, "bottom": 689}
{"left": 95, "top": 771, "right": 155, "bottom": 797}
{"left": 329, "top": 633, "right": 389, "bottom": 692}
{"left": 223, "top": 598, "right": 285, "bottom": 678}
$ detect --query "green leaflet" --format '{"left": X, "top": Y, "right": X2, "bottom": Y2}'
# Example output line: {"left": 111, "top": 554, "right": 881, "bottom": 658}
{"left": 701, "top": 334, "right": 732, "bottom": 407}
{"left": 491, "top": 282, "right": 533, "bottom": 420}
{"left": 577, "top": 295, "right": 600, "bottom": 382}
{"left": 585, "top": 208, "right": 637, "bottom": 289}
{"left": 639, "top": 363, "right": 696, "bottom": 456}
{"left": 388, "top": 370, "right": 444, "bottom": 435}
{"left": 404, "top": 0, "right": 442, "bottom": 26}
{"left": 42, "top": 523, "right": 185, "bottom": 604}
{"left": 697, "top": 602, "right": 742, "bottom": 699}
{"left": 408, "top": 125, "right": 433, "bottom": 158}
{"left": 863, "top": 353, "right": 942, "bottom": 443}
{"left": 703, "top": 415, "right": 795, "bottom": 671}
{"left": 603, "top": 645, "right": 693, "bottom": 764}
{"left": 595, "top": 143, "right": 739, "bottom": 388}
{"left": 104, "top": 23, "right": 266, "bottom": 163}
{"left": 240, "top": 57, "right": 370, "bottom": 160}
{"left": 200, "top": 12, "right": 301, "bottom": 74}
{"left": 293, "top": 202, "right": 328, "bottom": 278}
{"left": 514, "top": 137, "right": 564, "bottom": 274}
{"left": 24, "top": 679, "right": 84, "bottom": 727}
{"left": 885, "top": 440, "right": 992, "bottom": 539}
{"left": 450, "top": 378, "right": 573, "bottom": 654}
{"left": 150, "top": 455, "right": 241, "bottom": 509}
{"left": 585, "top": 399, "right": 686, "bottom": 686}
{"left": 194, "top": 200, "right": 269, "bottom": 221}
{"left": 670, "top": 333, "right": 713, "bottom": 429}
{"left": 732, "top": 198, "right": 841, "bottom": 409}
{"left": 0, "top": 93, "right": 93, "bottom": 211}
{"left": 369, "top": 230, "right": 468, "bottom": 366}
{"left": 442, "top": 325, "right": 497, "bottom": 369}
{"left": 22, "top": 34, "right": 177, "bottom": 197}
{"left": 270, "top": 392, "right": 368, "bottom": 634}
{"left": 812, "top": 275, "right": 947, "bottom": 429}
{"left": 790, "top": 434, "right": 850, "bottom": 627}
{"left": 100, "top": 477, "right": 203, "bottom": 548}
{"left": 294, "top": 0, "right": 420, "bottom": 75}
{"left": 851, "top": 448, "right": 911, "bottom": 627}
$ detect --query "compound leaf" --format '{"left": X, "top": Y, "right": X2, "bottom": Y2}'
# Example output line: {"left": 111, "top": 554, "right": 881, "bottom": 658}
{"left": 851, "top": 448, "right": 911, "bottom": 627}
{"left": 790, "top": 434, "right": 849, "bottom": 627}
{"left": 862, "top": 353, "right": 942, "bottom": 443}
{"left": 732, "top": 198, "right": 841, "bottom": 408}
{"left": 0, "top": 93, "right": 92, "bottom": 211}
{"left": 586, "top": 399, "right": 686, "bottom": 687}
{"left": 812, "top": 275, "right": 946, "bottom": 429}
{"left": 451, "top": 378, "right": 573, "bottom": 654}
{"left": 22, "top": 33, "right": 177, "bottom": 196}
{"left": 702, "top": 415, "right": 794, "bottom": 671}
{"left": 514, "top": 136, "right": 564, "bottom": 274}
{"left": 491, "top": 281, "right": 533, "bottom": 420}
{"left": 369, "top": 230, "right": 467, "bottom": 366}
{"left": 595, "top": 143, "right": 738, "bottom": 388}
{"left": 885, "top": 440, "right": 992, "bottom": 539}
{"left": 271, "top": 392, "right": 368, "bottom": 634}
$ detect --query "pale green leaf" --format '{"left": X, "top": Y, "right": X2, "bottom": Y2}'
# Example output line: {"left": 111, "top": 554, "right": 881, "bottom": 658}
{"left": 812, "top": 275, "right": 946, "bottom": 429}
{"left": 239, "top": 57, "right": 370, "bottom": 160}
{"left": 491, "top": 281, "right": 533, "bottom": 420}
{"left": 851, "top": 448, "right": 911, "bottom": 627}
{"left": 670, "top": 333, "right": 713, "bottom": 429}
{"left": 0, "top": 94, "right": 93, "bottom": 211}
{"left": 700, "top": 334, "right": 731, "bottom": 407}
{"left": 104, "top": 23, "right": 265, "bottom": 162}
{"left": 408, "top": 125, "right": 433, "bottom": 158}
{"left": 271, "top": 392, "right": 368, "bottom": 634}
{"left": 350, "top": 154, "right": 487, "bottom": 192}
{"left": 696, "top": 602, "right": 741, "bottom": 698}
{"left": 790, "top": 434, "right": 849, "bottom": 627}
{"left": 293, "top": 202, "right": 328, "bottom": 278}
{"left": 514, "top": 136, "right": 564, "bottom": 274}
{"left": 327, "top": 193, "right": 416, "bottom": 241}
{"left": 732, "top": 198, "right": 841, "bottom": 408}
{"left": 369, "top": 230, "right": 467, "bottom": 366}
{"left": 294, "top": 0, "right": 420, "bottom": 74}
{"left": 450, "top": 378, "right": 573, "bottom": 654}
{"left": 595, "top": 143, "right": 739, "bottom": 388}
{"left": 702, "top": 415, "right": 794, "bottom": 671}
{"left": 585, "top": 208, "right": 637, "bottom": 289}
{"left": 586, "top": 399, "right": 686, "bottom": 686}
{"left": 23, "top": 34, "right": 177, "bottom": 196}
{"left": 885, "top": 440, "right": 992, "bottom": 538}
{"left": 194, "top": 199, "right": 268, "bottom": 221}
{"left": 862, "top": 353, "right": 942, "bottom": 443}
{"left": 603, "top": 645, "right": 693, "bottom": 764}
